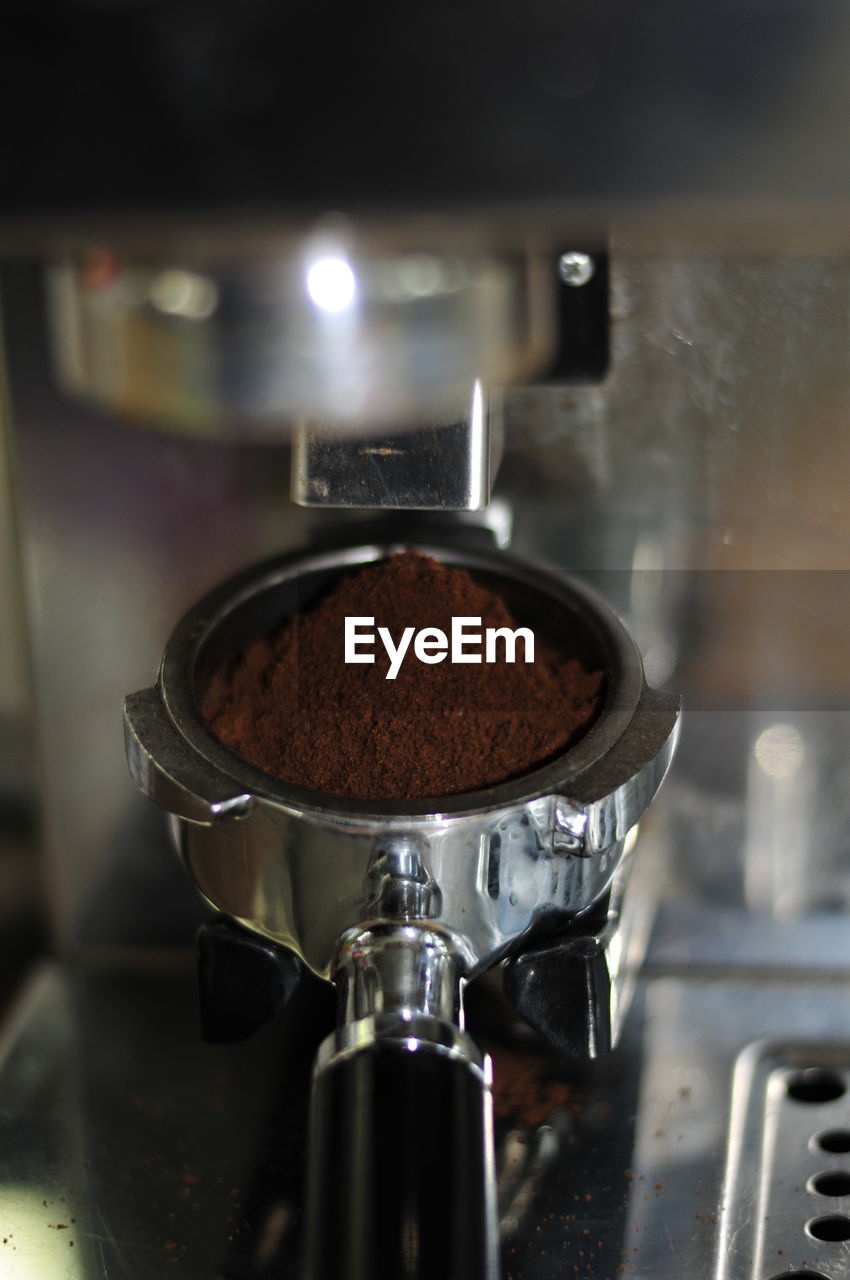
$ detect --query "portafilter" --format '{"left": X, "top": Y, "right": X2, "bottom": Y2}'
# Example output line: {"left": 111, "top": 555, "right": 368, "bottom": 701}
{"left": 124, "top": 539, "right": 681, "bottom": 1280}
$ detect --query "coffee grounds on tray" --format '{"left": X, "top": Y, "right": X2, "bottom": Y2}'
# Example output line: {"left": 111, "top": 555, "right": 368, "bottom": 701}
{"left": 201, "top": 551, "right": 604, "bottom": 800}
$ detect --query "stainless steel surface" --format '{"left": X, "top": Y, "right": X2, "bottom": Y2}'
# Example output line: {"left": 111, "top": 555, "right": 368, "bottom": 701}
{"left": 48, "top": 248, "right": 552, "bottom": 430}
{"left": 123, "top": 539, "right": 679, "bottom": 980}
{"left": 317, "top": 1013, "right": 488, "bottom": 1077}
{"left": 717, "top": 1041, "right": 850, "bottom": 1280}
{"left": 621, "top": 977, "right": 850, "bottom": 1280}
{"left": 291, "top": 381, "right": 502, "bottom": 511}
{"left": 0, "top": 956, "right": 341, "bottom": 1280}
{"left": 336, "top": 924, "right": 462, "bottom": 1026}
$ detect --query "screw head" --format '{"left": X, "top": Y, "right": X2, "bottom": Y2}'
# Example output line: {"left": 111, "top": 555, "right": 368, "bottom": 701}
{"left": 558, "top": 251, "right": 595, "bottom": 287}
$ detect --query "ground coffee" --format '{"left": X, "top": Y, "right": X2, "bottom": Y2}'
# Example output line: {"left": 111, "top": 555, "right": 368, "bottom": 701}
{"left": 201, "top": 551, "right": 604, "bottom": 800}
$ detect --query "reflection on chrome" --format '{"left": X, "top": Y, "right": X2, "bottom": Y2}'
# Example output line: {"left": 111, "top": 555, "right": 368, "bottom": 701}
{"left": 746, "top": 720, "right": 810, "bottom": 918}
{"left": 373, "top": 255, "right": 469, "bottom": 302}
{"left": 395, "top": 254, "right": 449, "bottom": 298}
{"left": 498, "top": 1126, "right": 561, "bottom": 1238}
{"left": 643, "top": 641, "right": 677, "bottom": 685}
{"left": 305, "top": 256, "right": 357, "bottom": 312}
{"left": 467, "top": 379, "right": 486, "bottom": 509}
{"left": 148, "top": 269, "right": 219, "bottom": 321}
{"left": 753, "top": 723, "right": 806, "bottom": 778}
{"left": 0, "top": 1186, "right": 84, "bottom": 1279}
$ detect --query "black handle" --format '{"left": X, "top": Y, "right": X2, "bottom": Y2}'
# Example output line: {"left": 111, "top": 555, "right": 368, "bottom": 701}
{"left": 302, "top": 1042, "right": 498, "bottom": 1280}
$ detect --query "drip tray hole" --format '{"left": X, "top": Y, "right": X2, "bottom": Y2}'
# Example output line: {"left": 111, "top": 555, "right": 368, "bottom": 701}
{"left": 786, "top": 1070, "right": 847, "bottom": 1104}
{"left": 810, "top": 1171, "right": 850, "bottom": 1197}
{"left": 767, "top": 1273, "right": 833, "bottom": 1280}
{"left": 815, "top": 1129, "right": 850, "bottom": 1154}
{"left": 806, "top": 1214, "right": 850, "bottom": 1242}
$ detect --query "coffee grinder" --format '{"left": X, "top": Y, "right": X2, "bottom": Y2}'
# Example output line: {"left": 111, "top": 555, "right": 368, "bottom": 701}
{"left": 4, "top": 6, "right": 850, "bottom": 1280}
{"left": 69, "top": 221, "right": 679, "bottom": 1275}
{"left": 2, "top": 223, "right": 682, "bottom": 1276}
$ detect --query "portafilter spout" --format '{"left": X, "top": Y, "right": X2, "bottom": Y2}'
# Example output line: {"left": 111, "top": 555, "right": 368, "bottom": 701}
{"left": 124, "top": 538, "right": 680, "bottom": 1280}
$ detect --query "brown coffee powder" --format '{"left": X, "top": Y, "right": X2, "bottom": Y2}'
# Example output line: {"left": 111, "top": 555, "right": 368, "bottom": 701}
{"left": 201, "top": 551, "right": 604, "bottom": 799}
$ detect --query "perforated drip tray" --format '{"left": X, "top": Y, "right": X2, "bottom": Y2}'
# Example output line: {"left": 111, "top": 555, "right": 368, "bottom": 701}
{"left": 718, "top": 1042, "right": 850, "bottom": 1280}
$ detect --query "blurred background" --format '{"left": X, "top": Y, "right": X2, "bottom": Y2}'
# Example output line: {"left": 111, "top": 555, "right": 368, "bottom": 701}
{"left": 0, "top": 393, "right": 42, "bottom": 1017}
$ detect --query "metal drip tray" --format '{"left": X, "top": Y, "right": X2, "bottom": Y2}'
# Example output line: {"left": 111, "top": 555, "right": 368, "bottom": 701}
{"left": 719, "top": 1042, "right": 850, "bottom": 1280}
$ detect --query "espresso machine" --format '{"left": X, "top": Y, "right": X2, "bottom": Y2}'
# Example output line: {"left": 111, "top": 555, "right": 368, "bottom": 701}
{"left": 4, "top": 4, "right": 850, "bottom": 1279}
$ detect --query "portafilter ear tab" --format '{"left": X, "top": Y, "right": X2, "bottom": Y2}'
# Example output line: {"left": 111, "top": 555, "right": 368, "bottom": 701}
{"left": 123, "top": 538, "right": 681, "bottom": 1280}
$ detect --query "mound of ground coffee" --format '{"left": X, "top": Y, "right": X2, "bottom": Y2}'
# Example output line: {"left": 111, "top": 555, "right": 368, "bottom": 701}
{"left": 201, "top": 551, "right": 604, "bottom": 799}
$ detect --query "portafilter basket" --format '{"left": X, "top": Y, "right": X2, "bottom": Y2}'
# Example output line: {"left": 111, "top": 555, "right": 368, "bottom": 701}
{"left": 124, "top": 538, "right": 680, "bottom": 1280}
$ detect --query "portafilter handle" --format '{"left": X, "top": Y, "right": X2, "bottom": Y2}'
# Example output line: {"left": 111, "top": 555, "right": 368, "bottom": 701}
{"left": 301, "top": 922, "right": 499, "bottom": 1280}
{"left": 304, "top": 1020, "right": 497, "bottom": 1280}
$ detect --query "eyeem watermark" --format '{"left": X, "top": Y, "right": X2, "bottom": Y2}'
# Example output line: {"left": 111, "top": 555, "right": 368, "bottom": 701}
{"left": 344, "top": 616, "right": 535, "bottom": 680}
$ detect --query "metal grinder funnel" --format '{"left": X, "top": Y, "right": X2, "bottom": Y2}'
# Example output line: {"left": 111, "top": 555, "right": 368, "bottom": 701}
{"left": 124, "top": 539, "right": 680, "bottom": 1280}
